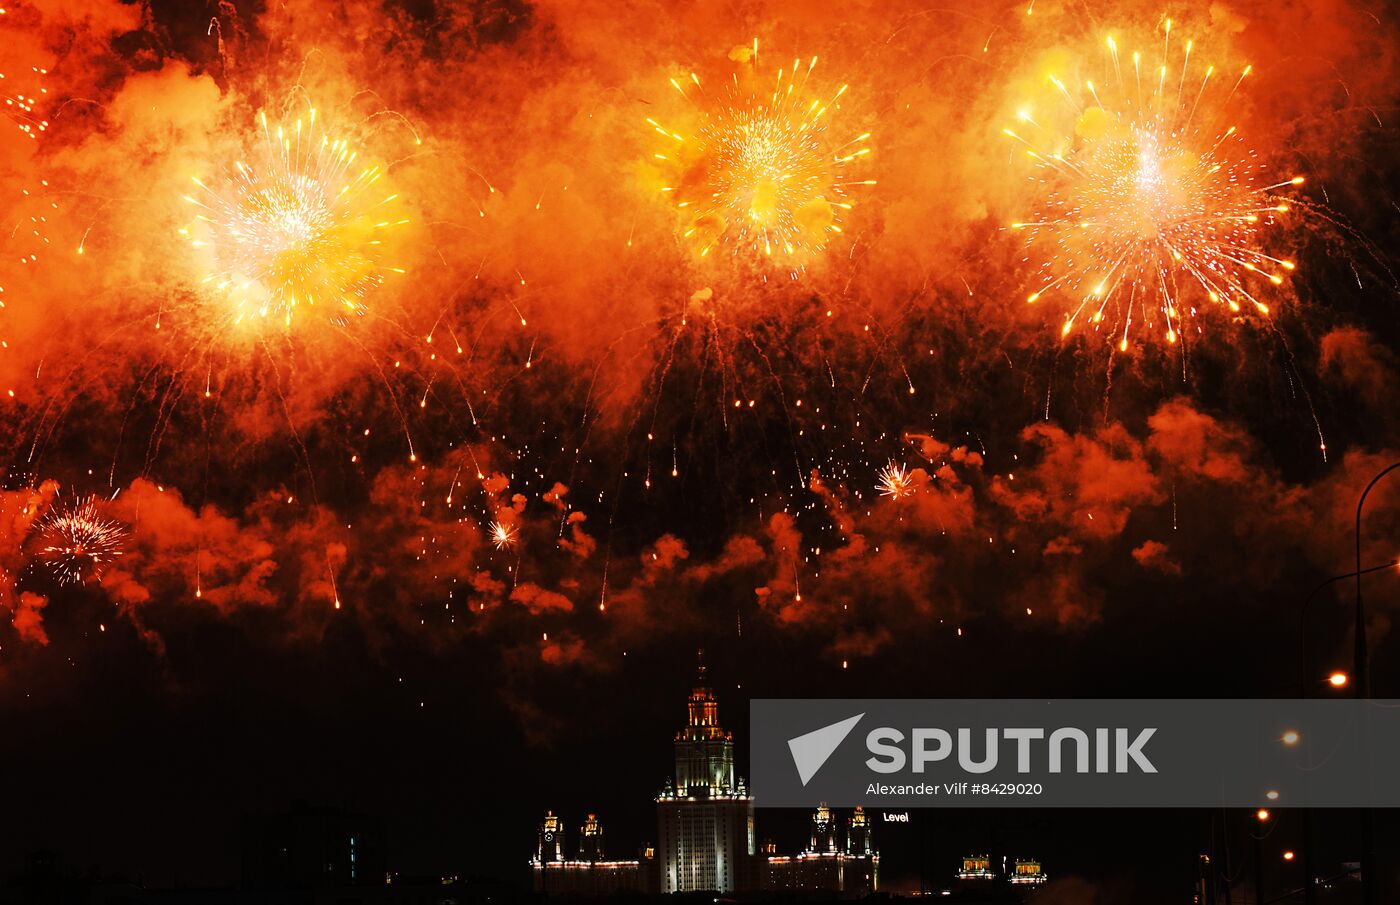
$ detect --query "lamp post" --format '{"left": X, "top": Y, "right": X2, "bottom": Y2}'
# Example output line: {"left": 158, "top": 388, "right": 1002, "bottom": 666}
{"left": 1352, "top": 461, "right": 1400, "bottom": 905}
{"left": 1300, "top": 560, "right": 1398, "bottom": 698}
{"left": 1297, "top": 557, "right": 1398, "bottom": 905}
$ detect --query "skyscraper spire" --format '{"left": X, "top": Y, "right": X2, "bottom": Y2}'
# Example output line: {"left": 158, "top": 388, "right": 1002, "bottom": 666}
{"left": 684, "top": 650, "right": 721, "bottom": 736}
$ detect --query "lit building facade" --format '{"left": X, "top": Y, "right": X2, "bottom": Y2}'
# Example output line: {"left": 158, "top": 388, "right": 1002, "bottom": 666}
{"left": 761, "top": 806, "right": 879, "bottom": 895}
{"left": 530, "top": 812, "right": 654, "bottom": 895}
{"left": 956, "top": 854, "right": 995, "bottom": 882}
{"left": 954, "top": 853, "right": 1047, "bottom": 888}
{"left": 1009, "top": 858, "right": 1047, "bottom": 885}
{"left": 530, "top": 654, "right": 877, "bottom": 896}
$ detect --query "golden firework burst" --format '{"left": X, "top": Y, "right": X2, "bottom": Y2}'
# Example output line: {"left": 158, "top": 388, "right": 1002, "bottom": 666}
{"left": 1006, "top": 21, "right": 1301, "bottom": 350}
{"left": 649, "top": 40, "right": 875, "bottom": 276}
{"left": 182, "top": 106, "right": 408, "bottom": 327}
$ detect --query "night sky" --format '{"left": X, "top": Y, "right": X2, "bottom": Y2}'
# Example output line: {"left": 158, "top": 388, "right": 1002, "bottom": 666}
{"left": 3, "top": 1, "right": 1400, "bottom": 902}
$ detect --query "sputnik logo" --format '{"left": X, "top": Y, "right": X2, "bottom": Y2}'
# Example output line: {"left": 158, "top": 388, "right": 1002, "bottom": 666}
{"left": 788, "top": 713, "right": 865, "bottom": 786}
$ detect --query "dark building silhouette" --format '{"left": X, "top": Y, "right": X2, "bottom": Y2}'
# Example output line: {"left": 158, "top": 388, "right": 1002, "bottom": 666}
{"left": 241, "top": 804, "right": 386, "bottom": 890}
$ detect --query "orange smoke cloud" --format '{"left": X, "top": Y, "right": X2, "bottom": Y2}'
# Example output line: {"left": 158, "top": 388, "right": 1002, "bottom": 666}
{"left": 1, "top": 0, "right": 1399, "bottom": 708}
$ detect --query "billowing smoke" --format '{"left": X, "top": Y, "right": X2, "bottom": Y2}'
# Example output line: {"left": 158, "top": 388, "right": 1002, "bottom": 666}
{"left": 2, "top": 0, "right": 1399, "bottom": 727}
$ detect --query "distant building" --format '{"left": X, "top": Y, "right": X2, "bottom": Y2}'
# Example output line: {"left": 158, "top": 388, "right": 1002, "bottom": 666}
{"left": 1009, "top": 858, "right": 1047, "bottom": 886}
{"left": 531, "top": 652, "right": 877, "bottom": 896}
{"left": 952, "top": 853, "right": 1048, "bottom": 890}
{"left": 761, "top": 806, "right": 879, "bottom": 895}
{"left": 956, "top": 854, "right": 995, "bottom": 882}
{"left": 531, "top": 813, "right": 653, "bottom": 895}
{"left": 536, "top": 811, "right": 564, "bottom": 864}
{"left": 242, "top": 803, "right": 385, "bottom": 890}
{"left": 578, "top": 815, "right": 604, "bottom": 862}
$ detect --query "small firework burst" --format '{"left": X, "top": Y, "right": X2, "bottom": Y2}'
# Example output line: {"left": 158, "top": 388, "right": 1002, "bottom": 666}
{"left": 649, "top": 39, "right": 875, "bottom": 276}
{"left": 877, "top": 461, "right": 915, "bottom": 500}
{"left": 35, "top": 495, "right": 127, "bottom": 585}
{"left": 1006, "top": 21, "right": 1301, "bottom": 350}
{"left": 489, "top": 520, "right": 517, "bottom": 550}
{"left": 182, "top": 105, "right": 409, "bottom": 327}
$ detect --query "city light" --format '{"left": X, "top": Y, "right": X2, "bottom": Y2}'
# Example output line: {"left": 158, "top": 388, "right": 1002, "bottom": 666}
{"left": 1328, "top": 671, "right": 1349, "bottom": 688}
{"left": 1255, "top": 808, "right": 1270, "bottom": 822}
{"left": 1281, "top": 730, "right": 1300, "bottom": 746}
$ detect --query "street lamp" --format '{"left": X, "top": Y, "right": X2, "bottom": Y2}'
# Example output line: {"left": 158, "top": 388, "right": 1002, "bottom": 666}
{"left": 1297, "top": 557, "right": 1399, "bottom": 905}
{"left": 1254, "top": 807, "right": 1274, "bottom": 905}
{"left": 1352, "top": 461, "right": 1400, "bottom": 905}
{"left": 1300, "top": 560, "right": 1399, "bottom": 698}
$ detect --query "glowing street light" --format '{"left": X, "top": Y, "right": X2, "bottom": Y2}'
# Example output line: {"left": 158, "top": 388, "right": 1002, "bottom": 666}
{"left": 1328, "top": 671, "right": 1349, "bottom": 688}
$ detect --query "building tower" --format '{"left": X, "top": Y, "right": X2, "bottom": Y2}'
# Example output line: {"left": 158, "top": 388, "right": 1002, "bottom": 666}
{"left": 536, "top": 811, "right": 564, "bottom": 864}
{"left": 657, "top": 650, "right": 755, "bottom": 893}
{"left": 846, "top": 807, "right": 873, "bottom": 856}
{"left": 809, "top": 803, "right": 838, "bottom": 854}
{"left": 578, "top": 814, "right": 605, "bottom": 862}
{"left": 673, "top": 651, "right": 735, "bottom": 793}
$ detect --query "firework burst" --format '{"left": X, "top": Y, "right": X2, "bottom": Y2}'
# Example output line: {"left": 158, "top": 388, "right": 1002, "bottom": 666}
{"left": 34, "top": 494, "right": 127, "bottom": 585}
{"left": 489, "top": 520, "right": 517, "bottom": 550}
{"left": 877, "top": 461, "right": 915, "bottom": 500}
{"left": 1006, "top": 22, "right": 1302, "bottom": 350}
{"left": 182, "top": 106, "right": 409, "bottom": 327}
{"left": 649, "top": 40, "right": 875, "bottom": 276}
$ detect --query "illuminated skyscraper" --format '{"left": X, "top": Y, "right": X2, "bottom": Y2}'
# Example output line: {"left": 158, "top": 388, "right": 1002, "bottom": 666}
{"left": 656, "top": 652, "right": 755, "bottom": 893}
